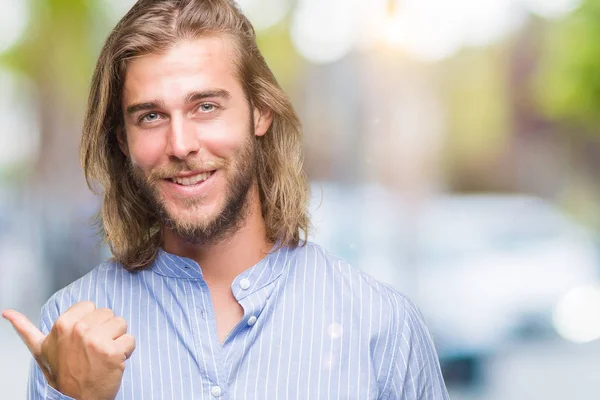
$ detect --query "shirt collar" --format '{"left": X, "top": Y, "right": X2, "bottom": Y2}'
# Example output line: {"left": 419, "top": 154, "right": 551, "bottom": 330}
{"left": 150, "top": 243, "right": 293, "bottom": 299}
{"left": 231, "top": 244, "right": 293, "bottom": 301}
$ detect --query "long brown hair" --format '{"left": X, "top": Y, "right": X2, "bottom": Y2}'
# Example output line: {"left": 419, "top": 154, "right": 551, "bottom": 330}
{"left": 81, "top": 0, "right": 310, "bottom": 270}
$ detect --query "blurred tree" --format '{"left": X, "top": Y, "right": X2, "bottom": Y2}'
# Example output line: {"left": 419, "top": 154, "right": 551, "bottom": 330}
{"left": 255, "top": 19, "right": 305, "bottom": 94}
{"left": 438, "top": 44, "right": 514, "bottom": 192}
{"left": 533, "top": 3, "right": 600, "bottom": 229}
{"left": 0, "top": 0, "right": 111, "bottom": 294}
{"left": 1, "top": 0, "right": 108, "bottom": 183}
{"left": 535, "top": 0, "right": 600, "bottom": 131}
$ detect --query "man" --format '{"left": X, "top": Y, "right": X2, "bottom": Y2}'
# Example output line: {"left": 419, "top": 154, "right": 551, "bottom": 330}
{"left": 3, "top": 0, "right": 449, "bottom": 398}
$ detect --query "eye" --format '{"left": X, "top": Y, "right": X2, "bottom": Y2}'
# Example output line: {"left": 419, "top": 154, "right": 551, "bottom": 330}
{"left": 140, "top": 112, "right": 161, "bottom": 123}
{"left": 198, "top": 103, "right": 216, "bottom": 113}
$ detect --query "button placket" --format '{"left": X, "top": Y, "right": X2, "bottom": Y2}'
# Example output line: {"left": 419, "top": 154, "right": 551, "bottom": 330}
{"left": 239, "top": 278, "right": 251, "bottom": 290}
{"left": 210, "top": 385, "right": 222, "bottom": 397}
{"left": 185, "top": 280, "right": 229, "bottom": 397}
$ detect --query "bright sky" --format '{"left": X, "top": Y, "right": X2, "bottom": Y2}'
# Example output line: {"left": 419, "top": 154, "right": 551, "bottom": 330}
{"left": 289, "top": 0, "right": 581, "bottom": 63}
{"left": 96, "top": 0, "right": 582, "bottom": 64}
{"left": 0, "top": 0, "right": 584, "bottom": 66}
{"left": 0, "top": 0, "right": 28, "bottom": 54}
{"left": 0, "top": 0, "right": 584, "bottom": 167}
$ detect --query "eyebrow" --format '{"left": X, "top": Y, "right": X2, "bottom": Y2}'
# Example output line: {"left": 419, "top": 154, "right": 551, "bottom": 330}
{"left": 125, "top": 89, "right": 232, "bottom": 116}
{"left": 125, "top": 100, "right": 163, "bottom": 115}
{"left": 187, "top": 89, "right": 231, "bottom": 103}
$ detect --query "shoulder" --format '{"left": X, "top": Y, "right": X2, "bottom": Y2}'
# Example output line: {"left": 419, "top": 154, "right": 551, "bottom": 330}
{"left": 304, "top": 241, "right": 434, "bottom": 337}
{"left": 39, "top": 260, "right": 129, "bottom": 332}
{"left": 303, "top": 242, "right": 447, "bottom": 396}
{"left": 300, "top": 242, "right": 425, "bottom": 344}
{"left": 302, "top": 241, "right": 414, "bottom": 313}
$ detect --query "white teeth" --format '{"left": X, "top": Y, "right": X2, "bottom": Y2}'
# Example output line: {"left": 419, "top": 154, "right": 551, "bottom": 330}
{"left": 172, "top": 172, "right": 212, "bottom": 186}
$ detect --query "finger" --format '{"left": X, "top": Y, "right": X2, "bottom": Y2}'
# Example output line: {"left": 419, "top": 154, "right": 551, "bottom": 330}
{"left": 99, "top": 316, "right": 128, "bottom": 340}
{"left": 114, "top": 334, "right": 136, "bottom": 360}
{"left": 77, "top": 307, "right": 114, "bottom": 332}
{"left": 59, "top": 301, "right": 97, "bottom": 326}
{"left": 2, "top": 309, "right": 45, "bottom": 358}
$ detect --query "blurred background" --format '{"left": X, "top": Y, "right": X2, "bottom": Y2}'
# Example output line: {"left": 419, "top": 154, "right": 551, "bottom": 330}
{"left": 2, "top": 0, "right": 600, "bottom": 398}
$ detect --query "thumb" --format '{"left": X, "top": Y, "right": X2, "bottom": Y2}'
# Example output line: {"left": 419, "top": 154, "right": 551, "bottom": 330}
{"left": 2, "top": 309, "right": 45, "bottom": 357}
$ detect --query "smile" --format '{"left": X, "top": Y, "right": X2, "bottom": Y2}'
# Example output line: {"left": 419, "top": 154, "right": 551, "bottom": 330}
{"left": 169, "top": 171, "right": 215, "bottom": 186}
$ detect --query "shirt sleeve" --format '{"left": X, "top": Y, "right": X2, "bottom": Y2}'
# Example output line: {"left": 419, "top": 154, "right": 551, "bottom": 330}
{"left": 27, "top": 300, "right": 76, "bottom": 400}
{"left": 385, "top": 295, "right": 450, "bottom": 400}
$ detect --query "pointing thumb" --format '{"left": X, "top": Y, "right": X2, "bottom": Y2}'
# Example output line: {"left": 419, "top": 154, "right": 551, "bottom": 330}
{"left": 2, "top": 309, "right": 45, "bottom": 358}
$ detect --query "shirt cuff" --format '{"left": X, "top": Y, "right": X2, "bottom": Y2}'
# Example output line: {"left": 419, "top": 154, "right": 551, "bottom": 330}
{"left": 46, "top": 385, "right": 76, "bottom": 400}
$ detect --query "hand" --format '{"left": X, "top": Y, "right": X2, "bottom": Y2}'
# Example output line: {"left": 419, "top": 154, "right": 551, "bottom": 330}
{"left": 2, "top": 301, "right": 135, "bottom": 400}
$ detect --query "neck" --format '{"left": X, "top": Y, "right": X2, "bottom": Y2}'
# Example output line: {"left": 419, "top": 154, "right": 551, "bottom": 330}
{"left": 161, "top": 184, "right": 273, "bottom": 288}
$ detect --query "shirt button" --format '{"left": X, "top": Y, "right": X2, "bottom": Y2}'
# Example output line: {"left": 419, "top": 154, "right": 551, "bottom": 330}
{"left": 240, "top": 278, "right": 251, "bottom": 290}
{"left": 211, "top": 386, "right": 222, "bottom": 397}
{"left": 247, "top": 316, "right": 257, "bottom": 326}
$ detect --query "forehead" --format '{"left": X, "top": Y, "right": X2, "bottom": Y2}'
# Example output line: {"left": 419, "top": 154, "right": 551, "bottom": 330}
{"left": 122, "top": 36, "right": 242, "bottom": 105}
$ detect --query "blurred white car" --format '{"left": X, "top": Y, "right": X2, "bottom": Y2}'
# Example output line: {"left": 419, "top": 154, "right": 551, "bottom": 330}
{"left": 308, "top": 181, "right": 600, "bottom": 383}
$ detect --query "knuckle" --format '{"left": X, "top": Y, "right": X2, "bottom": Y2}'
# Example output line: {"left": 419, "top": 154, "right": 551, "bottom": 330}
{"left": 79, "top": 301, "right": 96, "bottom": 311}
{"left": 90, "top": 338, "right": 107, "bottom": 353}
{"left": 99, "top": 308, "right": 114, "bottom": 317}
{"left": 103, "top": 345, "right": 118, "bottom": 359}
{"left": 81, "top": 334, "right": 95, "bottom": 348}
{"left": 73, "top": 321, "right": 89, "bottom": 337}
{"left": 98, "top": 348, "right": 111, "bottom": 358}
{"left": 126, "top": 335, "right": 136, "bottom": 350}
{"left": 54, "top": 314, "right": 66, "bottom": 326}
{"left": 114, "top": 316, "right": 127, "bottom": 327}
{"left": 53, "top": 317, "right": 70, "bottom": 334}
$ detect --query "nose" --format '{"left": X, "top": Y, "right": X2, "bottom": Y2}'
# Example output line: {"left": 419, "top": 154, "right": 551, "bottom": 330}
{"left": 166, "top": 115, "right": 200, "bottom": 160}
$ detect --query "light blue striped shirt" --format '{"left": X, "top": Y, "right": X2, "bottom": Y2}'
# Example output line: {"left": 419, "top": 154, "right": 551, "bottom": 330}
{"left": 29, "top": 242, "right": 449, "bottom": 399}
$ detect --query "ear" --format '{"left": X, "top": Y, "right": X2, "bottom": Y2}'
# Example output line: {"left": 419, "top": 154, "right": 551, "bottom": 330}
{"left": 253, "top": 106, "right": 273, "bottom": 137}
{"left": 116, "top": 126, "right": 129, "bottom": 157}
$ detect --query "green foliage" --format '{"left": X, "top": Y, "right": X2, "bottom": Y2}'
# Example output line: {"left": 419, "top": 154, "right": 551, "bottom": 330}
{"left": 255, "top": 18, "right": 305, "bottom": 94}
{"left": 0, "top": 0, "right": 111, "bottom": 105}
{"left": 0, "top": 0, "right": 113, "bottom": 175}
{"left": 439, "top": 44, "right": 512, "bottom": 165}
{"left": 535, "top": 0, "right": 600, "bottom": 129}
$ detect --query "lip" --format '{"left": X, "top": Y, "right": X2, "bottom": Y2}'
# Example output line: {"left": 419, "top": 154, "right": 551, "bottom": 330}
{"left": 172, "top": 169, "right": 215, "bottom": 179}
{"left": 162, "top": 170, "right": 217, "bottom": 197}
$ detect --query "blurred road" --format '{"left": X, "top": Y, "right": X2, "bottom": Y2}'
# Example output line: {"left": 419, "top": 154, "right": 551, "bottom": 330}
{"left": 2, "top": 324, "right": 600, "bottom": 399}
{"left": 449, "top": 338, "right": 600, "bottom": 400}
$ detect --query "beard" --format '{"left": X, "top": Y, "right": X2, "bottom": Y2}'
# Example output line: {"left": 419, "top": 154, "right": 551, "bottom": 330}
{"left": 128, "top": 131, "right": 259, "bottom": 247}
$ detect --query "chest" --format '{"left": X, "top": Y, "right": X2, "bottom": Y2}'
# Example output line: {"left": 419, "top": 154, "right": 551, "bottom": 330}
{"left": 209, "top": 287, "right": 244, "bottom": 344}
{"left": 116, "top": 282, "right": 387, "bottom": 399}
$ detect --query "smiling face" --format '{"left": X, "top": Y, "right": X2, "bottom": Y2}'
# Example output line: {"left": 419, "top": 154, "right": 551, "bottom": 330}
{"left": 120, "top": 37, "right": 272, "bottom": 245}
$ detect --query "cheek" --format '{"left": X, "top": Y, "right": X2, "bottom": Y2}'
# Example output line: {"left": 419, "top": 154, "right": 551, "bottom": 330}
{"left": 127, "top": 132, "right": 166, "bottom": 169}
{"left": 200, "top": 120, "right": 249, "bottom": 159}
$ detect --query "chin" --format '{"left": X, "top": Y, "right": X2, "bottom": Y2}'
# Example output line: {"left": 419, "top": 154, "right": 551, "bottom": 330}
{"left": 169, "top": 207, "right": 210, "bottom": 223}
{"left": 166, "top": 204, "right": 218, "bottom": 226}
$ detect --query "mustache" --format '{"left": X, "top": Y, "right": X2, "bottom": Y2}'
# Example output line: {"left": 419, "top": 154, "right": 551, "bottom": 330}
{"left": 146, "top": 159, "right": 226, "bottom": 182}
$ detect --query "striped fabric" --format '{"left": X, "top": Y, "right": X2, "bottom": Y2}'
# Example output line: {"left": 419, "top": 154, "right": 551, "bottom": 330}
{"left": 29, "top": 242, "right": 449, "bottom": 399}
